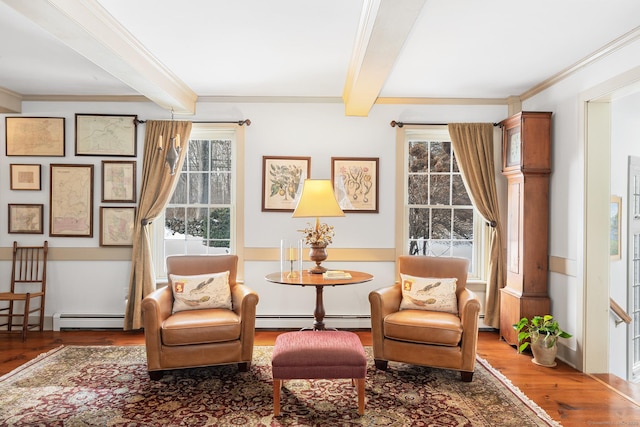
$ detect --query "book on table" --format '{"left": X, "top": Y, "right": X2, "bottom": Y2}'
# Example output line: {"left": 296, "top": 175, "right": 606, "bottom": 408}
{"left": 323, "top": 270, "right": 352, "bottom": 279}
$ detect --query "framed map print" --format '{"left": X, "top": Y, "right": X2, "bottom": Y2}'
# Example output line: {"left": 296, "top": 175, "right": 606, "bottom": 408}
{"left": 102, "top": 160, "right": 136, "bottom": 202}
{"left": 100, "top": 206, "right": 135, "bottom": 247}
{"left": 75, "top": 114, "right": 137, "bottom": 156}
{"left": 49, "top": 164, "right": 93, "bottom": 237}
{"left": 10, "top": 164, "right": 41, "bottom": 190}
{"left": 8, "top": 204, "right": 44, "bottom": 234}
{"left": 5, "top": 117, "right": 65, "bottom": 156}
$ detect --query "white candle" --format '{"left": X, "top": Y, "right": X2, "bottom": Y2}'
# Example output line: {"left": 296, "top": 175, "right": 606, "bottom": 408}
{"left": 289, "top": 247, "right": 296, "bottom": 261}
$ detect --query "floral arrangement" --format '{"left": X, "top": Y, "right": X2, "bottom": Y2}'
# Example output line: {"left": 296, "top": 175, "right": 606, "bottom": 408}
{"left": 299, "top": 222, "right": 335, "bottom": 246}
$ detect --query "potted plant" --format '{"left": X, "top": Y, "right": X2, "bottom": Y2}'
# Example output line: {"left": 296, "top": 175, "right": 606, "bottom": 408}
{"left": 512, "top": 315, "right": 572, "bottom": 367}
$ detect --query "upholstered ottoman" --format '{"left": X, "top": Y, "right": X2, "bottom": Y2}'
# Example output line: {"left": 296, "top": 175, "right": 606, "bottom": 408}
{"left": 271, "top": 330, "right": 367, "bottom": 416}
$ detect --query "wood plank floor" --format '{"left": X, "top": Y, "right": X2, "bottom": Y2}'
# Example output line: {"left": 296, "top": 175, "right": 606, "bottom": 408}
{"left": 1, "top": 329, "right": 639, "bottom": 426}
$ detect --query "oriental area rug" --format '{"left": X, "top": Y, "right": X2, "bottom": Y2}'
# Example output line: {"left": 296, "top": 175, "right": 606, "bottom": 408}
{"left": 0, "top": 346, "right": 561, "bottom": 427}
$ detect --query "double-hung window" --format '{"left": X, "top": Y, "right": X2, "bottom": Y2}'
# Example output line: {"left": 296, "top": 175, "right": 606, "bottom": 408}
{"left": 153, "top": 124, "right": 241, "bottom": 278}
{"left": 398, "top": 126, "right": 484, "bottom": 279}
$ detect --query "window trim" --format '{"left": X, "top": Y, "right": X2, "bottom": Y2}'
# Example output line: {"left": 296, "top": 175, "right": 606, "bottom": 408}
{"left": 395, "top": 125, "right": 485, "bottom": 281}
{"left": 152, "top": 123, "right": 245, "bottom": 282}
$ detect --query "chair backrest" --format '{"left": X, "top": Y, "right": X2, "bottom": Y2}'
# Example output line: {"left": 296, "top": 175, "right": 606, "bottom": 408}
{"left": 166, "top": 254, "right": 238, "bottom": 286}
{"left": 398, "top": 255, "right": 469, "bottom": 295}
{"left": 11, "top": 241, "right": 48, "bottom": 294}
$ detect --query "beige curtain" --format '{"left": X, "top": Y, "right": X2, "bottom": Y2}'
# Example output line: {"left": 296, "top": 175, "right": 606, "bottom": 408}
{"left": 124, "top": 120, "right": 192, "bottom": 330}
{"left": 448, "top": 123, "right": 505, "bottom": 328}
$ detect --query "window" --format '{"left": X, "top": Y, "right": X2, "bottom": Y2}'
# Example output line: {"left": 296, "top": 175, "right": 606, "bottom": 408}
{"left": 399, "top": 126, "right": 484, "bottom": 278}
{"left": 153, "top": 125, "right": 240, "bottom": 278}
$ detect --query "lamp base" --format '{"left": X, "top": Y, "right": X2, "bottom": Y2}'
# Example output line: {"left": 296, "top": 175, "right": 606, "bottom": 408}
{"left": 308, "top": 245, "right": 328, "bottom": 274}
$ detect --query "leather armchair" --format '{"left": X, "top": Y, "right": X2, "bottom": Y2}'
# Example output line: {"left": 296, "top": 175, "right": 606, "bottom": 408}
{"left": 369, "top": 255, "right": 480, "bottom": 381}
{"left": 142, "top": 254, "right": 259, "bottom": 380}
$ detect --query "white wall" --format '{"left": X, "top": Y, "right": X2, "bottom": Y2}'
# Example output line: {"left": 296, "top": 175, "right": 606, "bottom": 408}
{"left": 0, "top": 100, "right": 505, "bottom": 329}
{"left": 523, "top": 35, "right": 640, "bottom": 371}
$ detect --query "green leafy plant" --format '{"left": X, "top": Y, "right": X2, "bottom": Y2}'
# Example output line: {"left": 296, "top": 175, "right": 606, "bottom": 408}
{"left": 513, "top": 315, "right": 572, "bottom": 353}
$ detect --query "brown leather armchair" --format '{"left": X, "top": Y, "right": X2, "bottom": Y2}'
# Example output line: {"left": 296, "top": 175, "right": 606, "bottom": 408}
{"left": 369, "top": 255, "right": 480, "bottom": 381}
{"left": 142, "top": 254, "right": 259, "bottom": 380}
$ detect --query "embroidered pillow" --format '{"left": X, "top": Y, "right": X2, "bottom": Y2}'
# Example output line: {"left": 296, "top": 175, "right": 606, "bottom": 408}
{"left": 399, "top": 274, "right": 458, "bottom": 314}
{"left": 170, "top": 271, "right": 232, "bottom": 313}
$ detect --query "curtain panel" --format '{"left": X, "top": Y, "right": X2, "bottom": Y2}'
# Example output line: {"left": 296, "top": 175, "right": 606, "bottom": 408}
{"left": 448, "top": 123, "right": 506, "bottom": 328}
{"left": 124, "top": 120, "right": 192, "bottom": 330}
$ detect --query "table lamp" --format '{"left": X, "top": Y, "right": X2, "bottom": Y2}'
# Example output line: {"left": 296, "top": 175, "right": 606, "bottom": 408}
{"left": 292, "top": 179, "right": 345, "bottom": 273}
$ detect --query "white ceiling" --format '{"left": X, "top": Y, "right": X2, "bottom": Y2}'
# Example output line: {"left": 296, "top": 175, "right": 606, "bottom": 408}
{"left": 1, "top": 0, "right": 640, "bottom": 115}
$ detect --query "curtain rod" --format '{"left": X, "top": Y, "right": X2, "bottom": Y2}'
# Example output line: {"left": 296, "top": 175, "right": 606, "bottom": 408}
{"left": 134, "top": 119, "right": 251, "bottom": 126}
{"left": 390, "top": 120, "right": 499, "bottom": 128}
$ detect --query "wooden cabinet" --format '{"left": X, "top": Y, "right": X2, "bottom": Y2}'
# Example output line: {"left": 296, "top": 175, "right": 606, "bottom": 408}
{"left": 499, "top": 111, "right": 552, "bottom": 345}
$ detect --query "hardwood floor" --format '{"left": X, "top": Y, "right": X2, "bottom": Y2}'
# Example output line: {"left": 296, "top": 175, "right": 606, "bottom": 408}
{"left": 1, "top": 329, "right": 639, "bottom": 426}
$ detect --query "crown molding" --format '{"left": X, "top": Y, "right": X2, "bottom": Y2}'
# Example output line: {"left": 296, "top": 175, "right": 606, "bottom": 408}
{"left": 0, "top": 85, "right": 22, "bottom": 113}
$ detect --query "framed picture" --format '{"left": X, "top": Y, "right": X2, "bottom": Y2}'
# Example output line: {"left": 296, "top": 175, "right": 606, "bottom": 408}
{"left": 5, "top": 117, "right": 65, "bottom": 156}
{"left": 100, "top": 206, "right": 135, "bottom": 247}
{"left": 50, "top": 164, "right": 94, "bottom": 237}
{"left": 610, "top": 195, "right": 622, "bottom": 260}
{"left": 331, "top": 157, "right": 379, "bottom": 213}
{"left": 75, "top": 114, "right": 137, "bottom": 157}
{"left": 8, "top": 204, "right": 44, "bottom": 234}
{"left": 262, "top": 156, "right": 311, "bottom": 212}
{"left": 10, "top": 164, "right": 42, "bottom": 190}
{"left": 102, "top": 160, "right": 136, "bottom": 203}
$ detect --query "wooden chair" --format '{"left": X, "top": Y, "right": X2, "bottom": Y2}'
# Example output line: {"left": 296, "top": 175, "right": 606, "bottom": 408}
{"left": 0, "top": 241, "right": 49, "bottom": 341}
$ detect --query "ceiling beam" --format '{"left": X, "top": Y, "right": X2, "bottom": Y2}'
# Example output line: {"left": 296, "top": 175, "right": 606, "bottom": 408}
{"left": 343, "top": 0, "right": 426, "bottom": 117}
{"left": 2, "top": 0, "right": 197, "bottom": 114}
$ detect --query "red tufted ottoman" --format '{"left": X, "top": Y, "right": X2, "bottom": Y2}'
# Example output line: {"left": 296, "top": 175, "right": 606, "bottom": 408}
{"left": 271, "top": 330, "right": 367, "bottom": 416}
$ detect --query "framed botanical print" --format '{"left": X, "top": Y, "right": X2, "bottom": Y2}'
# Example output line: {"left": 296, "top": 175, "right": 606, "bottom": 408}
{"left": 102, "top": 160, "right": 136, "bottom": 202}
{"left": 100, "top": 206, "right": 135, "bottom": 247}
{"left": 5, "top": 117, "right": 65, "bottom": 156}
{"left": 331, "top": 157, "right": 379, "bottom": 213}
{"left": 75, "top": 114, "right": 137, "bottom": 156}
{"left": 262, "top": 156, "right": 311, "bottom": 212}
{"left": 10, "top": 164, "right": 41, "bottom": 190}
{"left": 8, "top": 204, "right": 44, "bottom": 234}
{"left": 49, "top": 164, "right": 94, "bottom": 237}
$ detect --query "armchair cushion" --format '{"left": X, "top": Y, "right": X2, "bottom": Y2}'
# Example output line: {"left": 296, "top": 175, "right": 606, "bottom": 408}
{"left": 161, "top": 308, "right": 241, "bottom": 346}
{"left": 399, "top": 274, "right": 458, "bottom": 314}
{"left": 170, "top": 271, "right": 232, "bottom": 313}
{"left": 384, "top": 309, "right": 463, "bottom": 346}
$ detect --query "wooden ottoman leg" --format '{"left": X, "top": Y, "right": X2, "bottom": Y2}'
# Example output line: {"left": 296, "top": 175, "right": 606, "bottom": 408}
{"left": 273, "top": 379, "right": 282, "bottom": 416}
{"left": 356, "top": 378, "right": 365, "bottom": 415}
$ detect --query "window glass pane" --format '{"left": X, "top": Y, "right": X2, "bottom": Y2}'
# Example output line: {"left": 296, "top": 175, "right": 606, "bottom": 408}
{"left": 169, "top": 174, "right": 187, "bottom": 204}
{"left": 188, "top": 139, "right": 209, "bottom": 171}
{"left": 188, "top": 173, "right": 210, "bottom": 204}
{"left": 165, "top": 207, "right": 185, "bottom": 237}
{"left": 431, "top": 208, "right": 451, "bottom": 239}
{"left": 186, "top": 207, "right": 208, "bottom": 240}
{"left": 430, "top": 175, "right": 450, "bottom": 205}
{"left": 206, "top": 207, "right": 231, "bottom": 247}
{"left": 430, "top": 141, "right": 451, "bottom": 172}
{"left": 452, "top": 241, "right": 472, "bottom": 259}
{"left": 452, "top": 175, "right": 471, "bottom": 205}
{"left": 408, "top": 141, "right": 429, "bottom": 172}
{"left": 453, "top": 208, "right": 474, "bottom": 239}
{"left": 408, "top": 175, "right": 429, "bottom": 204}
{"left": 429, "top": 241, "right": 451, "bottom": 257}
{"left": 211, "top": 140, "right": 231, "bottom": 171}
{"left": 409, "top": 207, "right": 429, "bottom": 239}
{"left": 210, "top": 172, "right": 231, "bottom": 204}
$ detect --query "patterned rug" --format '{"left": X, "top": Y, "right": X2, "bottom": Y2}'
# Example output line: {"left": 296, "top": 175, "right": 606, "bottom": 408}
{"left": 0, "top": 345, "right": 561, "bottom": 426}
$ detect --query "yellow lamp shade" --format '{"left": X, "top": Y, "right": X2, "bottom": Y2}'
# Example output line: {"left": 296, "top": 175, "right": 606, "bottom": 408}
{"left": 292, "top": 179, "right": 345, "bottom": 218}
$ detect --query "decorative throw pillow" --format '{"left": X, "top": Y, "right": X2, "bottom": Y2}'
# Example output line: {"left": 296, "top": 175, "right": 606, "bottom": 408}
{"left": 399, "top": 274, "right": 458, "bottom": 314}
{"left": 170, "top": 271, "right": 232, "bottom": 313}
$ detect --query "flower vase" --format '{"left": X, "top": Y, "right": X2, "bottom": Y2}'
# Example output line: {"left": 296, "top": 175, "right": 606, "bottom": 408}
{"left": 308, "top": 244, "right": 328, "bottom": 274}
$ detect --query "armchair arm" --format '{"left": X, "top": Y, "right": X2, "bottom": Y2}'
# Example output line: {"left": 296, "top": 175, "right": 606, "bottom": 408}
{"left": 368, "top": 284, "right": 402, "bottom": 358}
{"left": 457, "top": 288, "right": 481, "bottom": 372}
{"left": 231, "top": 284, "right": 259, "bottom": 361}
{"left": 141, "top": 286, "right": 173, "bottom": 371}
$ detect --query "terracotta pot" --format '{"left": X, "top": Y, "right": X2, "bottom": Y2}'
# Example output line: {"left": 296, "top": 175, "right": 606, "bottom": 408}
{"left": 530, "top": 337, "right": 558, "bottom": 367}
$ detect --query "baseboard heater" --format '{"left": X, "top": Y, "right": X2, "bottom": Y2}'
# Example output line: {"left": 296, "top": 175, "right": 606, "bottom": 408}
{"left": 52, "top": 313, "right": 125, "bottom": 331}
